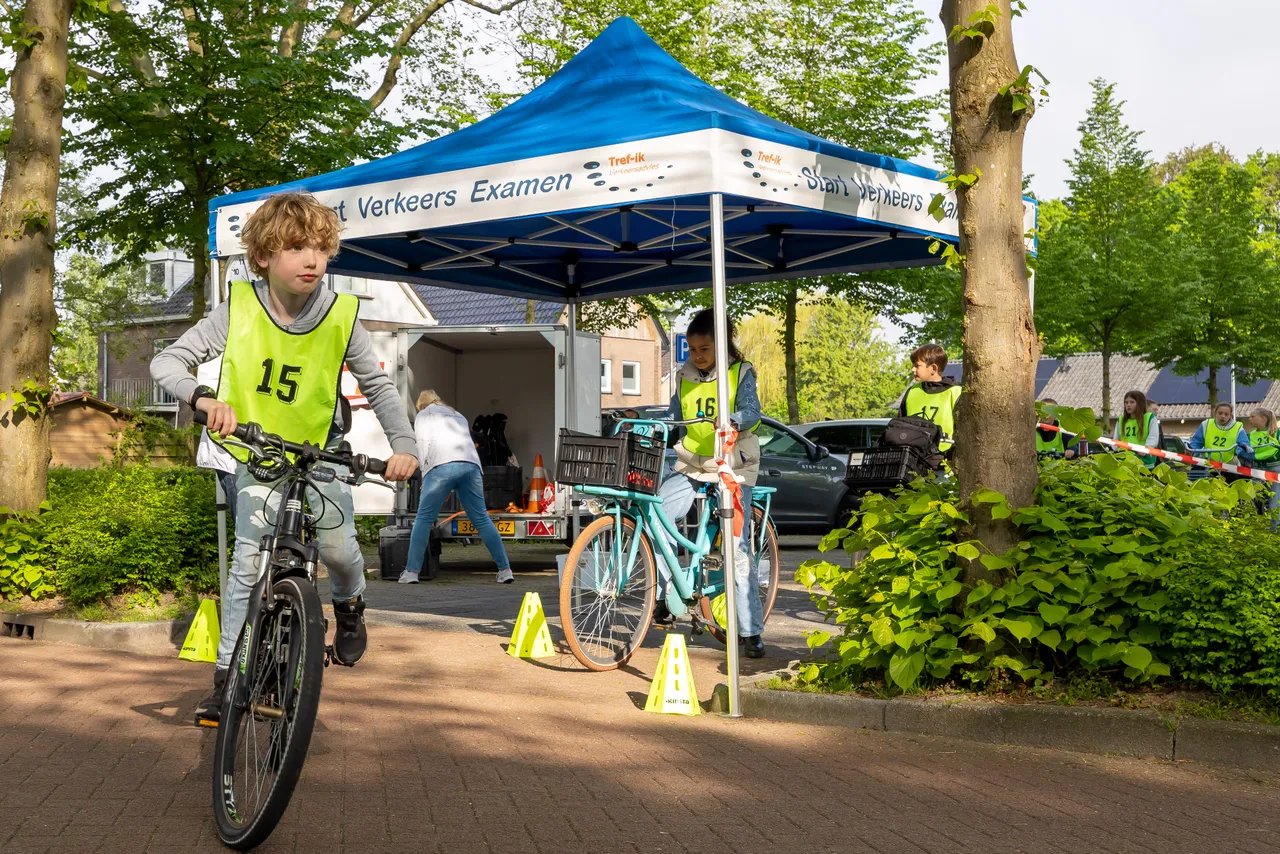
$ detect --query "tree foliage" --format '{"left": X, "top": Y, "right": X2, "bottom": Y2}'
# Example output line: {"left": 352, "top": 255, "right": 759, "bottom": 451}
{"left": 1034, "top": 80, "right": 1182, "bottom": 421}
{"left": 63, "top": 0, "right": 510, "bottom": 320}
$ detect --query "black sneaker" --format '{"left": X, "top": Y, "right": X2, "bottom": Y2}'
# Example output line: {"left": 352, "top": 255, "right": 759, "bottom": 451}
{"left": 652, "top": 600, "right": 675, "bottom": 629}
{"left": 744, "top": 636, "right": 765, "bottom": 659}
{"left": 331, "top": 596, "right": 367, "bottom": 666}
{"left": 195, "top": 667, "right": 228, "bottom": 728}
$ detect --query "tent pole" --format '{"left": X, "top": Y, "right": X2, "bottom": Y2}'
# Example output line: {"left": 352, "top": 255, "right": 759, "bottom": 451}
{"left": 210, "top": 255, "right": 229, "bottom": 606}
{"left": 567, "top": 299, "right": 578, "bottom": 541}
{"left": 710, "top": 192, "right": 742, "bottom": 718}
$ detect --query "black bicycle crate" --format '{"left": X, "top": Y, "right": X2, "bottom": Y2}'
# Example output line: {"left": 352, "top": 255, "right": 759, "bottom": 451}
{"left": 844, "top": 446, "right": 930, "bottom": 490}
{"left": 556, "top": 428, "right": 664, "bottom": 494}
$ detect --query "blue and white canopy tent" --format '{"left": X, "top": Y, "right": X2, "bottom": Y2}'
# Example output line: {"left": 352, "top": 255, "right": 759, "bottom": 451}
{"left": 208, "top": 16, "right": 1036, "bottom": 711}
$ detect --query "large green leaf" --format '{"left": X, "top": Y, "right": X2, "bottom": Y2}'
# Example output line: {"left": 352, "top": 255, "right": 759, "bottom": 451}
{"left": 888, "top": 650, "right": 926, "bottom": 691}
{"left": 1038, "top": 603, "right": 1070, "bottom": 625}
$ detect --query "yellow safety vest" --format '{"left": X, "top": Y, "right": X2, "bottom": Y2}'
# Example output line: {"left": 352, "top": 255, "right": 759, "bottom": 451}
{"left": 904, "top": 384, "right": 962, "bottom": 452}
{"left": 680, "top": 362, "right": 757, "bottom": 457}
{"left": 1202, "top": 420, "right": 1241, "bottom": 464}
{"left": 1249, "top": 429, "right": 1280, "bottom": 464}
{"left": 1118, "top": 412, "right": 1155, "bottom": 445}
{"left": 1035, "top": 430, "right": 1065, "bottom": 455}
{"left": 216, "top": 281, "right": 359, "bottom": 462}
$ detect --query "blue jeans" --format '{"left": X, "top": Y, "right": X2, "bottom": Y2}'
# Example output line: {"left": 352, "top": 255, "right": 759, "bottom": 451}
{"left": 217, "top": 447, "right": 364, "bottom": 670}
{"left": 656, "top": 466, "right": 763, "bottom": 637}
{"left": 406, "top": 461, "right": 510, "bottom": 574}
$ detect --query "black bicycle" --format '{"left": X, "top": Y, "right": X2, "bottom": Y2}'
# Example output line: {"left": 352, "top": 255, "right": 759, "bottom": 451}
{"left": 193, "top": 410, "right": 389, "bottom": 850}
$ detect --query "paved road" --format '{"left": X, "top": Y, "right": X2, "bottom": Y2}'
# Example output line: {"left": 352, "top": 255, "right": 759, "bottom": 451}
{"left": 2, "top": 537, "right": 1277, "bottom": 853}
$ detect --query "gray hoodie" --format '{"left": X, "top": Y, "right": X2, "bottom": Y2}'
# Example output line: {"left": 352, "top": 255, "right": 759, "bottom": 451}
{"left": 149, "top": 280, "right": 416, "bottom": 457}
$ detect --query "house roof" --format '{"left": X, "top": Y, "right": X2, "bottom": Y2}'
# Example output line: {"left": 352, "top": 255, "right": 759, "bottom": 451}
{"left": 124, "top": 273, "right": 197, "bottom": 323}
{"left": 411, "top": 285, "right": 562, "bottom": 326}
{"left": 1037, "top": 354, "right": 1163, "bottom": 416}
{"left": 51, "top": 392, "right": 131, "bottom": 415}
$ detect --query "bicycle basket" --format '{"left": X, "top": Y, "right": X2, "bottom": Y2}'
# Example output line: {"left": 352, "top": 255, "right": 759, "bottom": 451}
{"left": 844, "top": 446, "right": 930, "bottom": 490}
{"left": 556, "top": 428, "right": 664, "bottom": 494}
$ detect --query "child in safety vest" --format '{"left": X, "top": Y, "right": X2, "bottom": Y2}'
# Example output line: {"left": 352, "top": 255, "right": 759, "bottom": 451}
{"left": 151, "top": 193, "right": 420, "bottom": 727}
{"left": 1035, "top": 398, "right": 1077, "bottom": 459}
{"left": 651, "top": 309, "right": 766, "bottom": 658}
{"left": 900, "top": 343, "right": 961, "bottom": 454}
{"left": 1247, "top": 407, "right": 1280, "bottom": 525}
{"left": 1188, "top": 402, "right": 1252, "bottom": 469}
{"left": 1113, "top": 390, "right": 1161, "bottom": 467}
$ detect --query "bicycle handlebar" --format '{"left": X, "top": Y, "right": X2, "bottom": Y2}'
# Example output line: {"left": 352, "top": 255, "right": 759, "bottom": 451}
{"left": 194, "top": 409, "right": 387, "bottom": 476}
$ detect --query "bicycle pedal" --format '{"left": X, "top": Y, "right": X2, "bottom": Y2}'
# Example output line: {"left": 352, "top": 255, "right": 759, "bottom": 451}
{"left": 194, "top": 713, "right": 220, "bottom": 729}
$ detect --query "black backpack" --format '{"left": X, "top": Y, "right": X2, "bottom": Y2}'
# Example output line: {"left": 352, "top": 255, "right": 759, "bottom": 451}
{"left": 879, "top": 415, "right": 942, "bottom": 469}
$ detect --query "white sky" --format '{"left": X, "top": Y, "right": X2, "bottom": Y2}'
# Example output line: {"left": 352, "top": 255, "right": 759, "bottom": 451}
{"left": 909, "top": 0, "right": 1280, "bottom": 199}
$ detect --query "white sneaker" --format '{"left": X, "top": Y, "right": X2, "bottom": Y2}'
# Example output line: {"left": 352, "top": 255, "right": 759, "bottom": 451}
{"left": 496, "top": 568, "right": 515, "bottom": 584}
{"left": 398, "top": 570, "right": 419, "bottom": 584}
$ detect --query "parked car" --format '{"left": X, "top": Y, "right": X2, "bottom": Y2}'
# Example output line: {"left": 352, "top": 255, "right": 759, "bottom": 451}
{"left": 754, "top": 417, "right": 872, "bottom": 534}
{"left": 792, "top": 419, "right": 891, "bottom": 457}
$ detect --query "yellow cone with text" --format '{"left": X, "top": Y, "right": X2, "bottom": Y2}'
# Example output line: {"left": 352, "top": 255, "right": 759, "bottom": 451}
{"left": 179, "top": 599, "right": 220, "bottom": 663}
{"left": 644, "top": 633, "right": 701, "bottom": 716}
{"left": 507, "top": 591, "right": 555, "bottom": 659}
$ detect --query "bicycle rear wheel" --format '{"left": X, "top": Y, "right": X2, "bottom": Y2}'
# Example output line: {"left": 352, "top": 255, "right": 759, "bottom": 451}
{"left": 560, "top": 514, "right": 656, "bottom": 671}
{"left": 212, "top": 575, "right": 325, "bottom": 850}
{"left": 700, "top": 505, "right": 782, "bottom": 643}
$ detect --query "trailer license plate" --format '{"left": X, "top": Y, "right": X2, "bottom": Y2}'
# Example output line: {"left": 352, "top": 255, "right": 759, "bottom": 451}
{"left": 454, "top": 519, "right": 516, "bottom": 536}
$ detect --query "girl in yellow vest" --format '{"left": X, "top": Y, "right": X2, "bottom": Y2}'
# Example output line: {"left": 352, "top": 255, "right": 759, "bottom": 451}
{"left": 1113, "top": 390, "right": 1161, "bottom": 467}
{"left": 654, "top": 310, "right": 765, "bottom": 658}
{"left": 1188, "top": 402, "right": 1253, "bottom": 470}
{"left": 1247, "top": 407, "right": 1279, "bottom": 525}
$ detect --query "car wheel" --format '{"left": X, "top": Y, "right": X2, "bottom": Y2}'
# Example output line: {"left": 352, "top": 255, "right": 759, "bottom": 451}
{"left": 834, "top": 494, "right": 861, "bottom": 530}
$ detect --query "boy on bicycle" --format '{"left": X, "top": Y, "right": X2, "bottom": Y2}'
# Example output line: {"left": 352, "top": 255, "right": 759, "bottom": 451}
{"left": 151, "top": 192, "right": 419, "bottom": 726}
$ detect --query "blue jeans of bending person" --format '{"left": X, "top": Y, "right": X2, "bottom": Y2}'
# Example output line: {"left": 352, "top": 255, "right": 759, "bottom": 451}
{"left": 218, "top": 443, "right": 364, "bottom": 671}
{"left": 655, "top": 464, "right": 763, "bottom": 638}
{"left": 406, "top": 461, "right": 511, "bottom": 575}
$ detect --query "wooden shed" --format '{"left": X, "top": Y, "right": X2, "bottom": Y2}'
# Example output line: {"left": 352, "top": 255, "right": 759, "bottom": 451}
{"left": 48, "top": 394, "right": 132, "bottom": 467}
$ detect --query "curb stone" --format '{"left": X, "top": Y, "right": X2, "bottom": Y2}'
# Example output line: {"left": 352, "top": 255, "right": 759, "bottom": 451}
{"left": 711, "top": 671, "right": 1277, "bottom": 772}
{"left": 1, "top": 612, "right": 194, "bottom": 658}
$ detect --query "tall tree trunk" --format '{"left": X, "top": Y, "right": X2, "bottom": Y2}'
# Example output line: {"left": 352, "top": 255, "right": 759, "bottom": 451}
{"left": 189, "top": 194, "right": 210, "bottom": 323}
{"left": 784, "top": 284, "right": 799, "bottom": 423}
{"left": 1101, "top": 326, "right": 1112, "bottom": 426}
{"left": 0, "top": 0, "right": 74, "bottom": 514}
{"left": 941, "top": 0, "right": 1039, "bottom": 584}
{"left": 525, "top": 299, "right": 536, "bottom": 324}
{"left": 1206, "top": 365, "right": 1218, "bottom": 411}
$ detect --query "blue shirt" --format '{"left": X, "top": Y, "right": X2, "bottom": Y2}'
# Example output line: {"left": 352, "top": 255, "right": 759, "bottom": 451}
{"left": 1187, "top": 420, "right": 1254, "bottom": 462}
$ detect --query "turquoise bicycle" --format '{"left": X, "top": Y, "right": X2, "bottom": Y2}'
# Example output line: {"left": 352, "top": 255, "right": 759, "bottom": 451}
{"left": 558, "top": 418, "right": 781, "bottom": 671}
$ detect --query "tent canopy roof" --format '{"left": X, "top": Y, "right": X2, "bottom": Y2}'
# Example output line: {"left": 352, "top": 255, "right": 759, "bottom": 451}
{"left": 211, "top": 17, "right": 1035, "bottom": 302}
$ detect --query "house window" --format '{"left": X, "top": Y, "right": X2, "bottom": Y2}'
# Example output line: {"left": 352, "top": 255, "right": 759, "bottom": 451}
{"left": 622, "top": 361, "right": 641, "bottom": 395}
{"left": 149, "top": 261, "right": 166, "bottom": 288}
{"left": 600, "top": 359, "right": 612, "bottom": 394}
{"left": 330, "top": 275, "right": 371, "bottom": 296}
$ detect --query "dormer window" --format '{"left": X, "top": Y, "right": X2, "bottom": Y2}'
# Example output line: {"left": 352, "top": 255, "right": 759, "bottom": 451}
{"left": 149, "top": 261, "right": 166, "bottom": 289}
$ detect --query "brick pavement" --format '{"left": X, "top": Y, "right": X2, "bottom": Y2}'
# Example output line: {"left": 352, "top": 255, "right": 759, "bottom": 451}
{"left": 2, "top": 622, "right": 1278, "bottom": 854}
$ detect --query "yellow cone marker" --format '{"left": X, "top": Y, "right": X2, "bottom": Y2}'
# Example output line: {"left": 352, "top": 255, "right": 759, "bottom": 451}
{"left": 179, "top": 598, "right": 221, "bottom": 663}
{"left": 507, "top": 591, "right": 555, "bottom": 659}
{"left": 644, "top": 633, "right": 701, "bottom": 716}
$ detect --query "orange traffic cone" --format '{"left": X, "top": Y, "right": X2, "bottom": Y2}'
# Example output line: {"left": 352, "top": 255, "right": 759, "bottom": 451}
{"left": 527, "top": 454, "right": 547, "bottom": 512}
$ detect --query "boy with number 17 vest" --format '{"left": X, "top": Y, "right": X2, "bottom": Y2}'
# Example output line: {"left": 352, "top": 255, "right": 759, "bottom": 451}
{"left": 900, "top": 343, "right": 962, "bottom": 455}
{"left": 151, "top": 193, "right": 420, "bottom": 727}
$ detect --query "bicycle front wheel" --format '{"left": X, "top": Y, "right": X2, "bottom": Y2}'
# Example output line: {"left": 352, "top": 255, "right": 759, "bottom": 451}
{"left": 560, "top": 514, "right": 656, "bottom": 671}
{"left": 212, "top": 575, "right": 325, "bottom": 850}
{"left": 701, "top": 505, "right": 782, "bottom": 643}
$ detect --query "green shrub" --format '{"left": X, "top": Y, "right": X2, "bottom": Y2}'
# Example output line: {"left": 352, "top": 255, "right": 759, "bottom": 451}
{"left": 1156, "top": 511, "right": 1280, "bottom": 701}
{"left": 0, "top": 503, "right": 54, "bottom": 600}
{"left": 41, "top": 466, "right": 220, "bottom": 605}
{"left": 798, "top": 454, "right": 1258, "bottom": 694}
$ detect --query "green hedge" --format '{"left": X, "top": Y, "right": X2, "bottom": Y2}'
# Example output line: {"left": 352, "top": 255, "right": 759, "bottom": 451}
{"left": 0, "top": 466, "right": 219, "bottom": 606}
{"left": 798, "top": 454, "right": 1280, "bottom": 701}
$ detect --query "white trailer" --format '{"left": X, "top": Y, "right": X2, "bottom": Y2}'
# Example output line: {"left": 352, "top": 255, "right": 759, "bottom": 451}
{"left": 348, "top": 324, "right": 601, "bottom": 544}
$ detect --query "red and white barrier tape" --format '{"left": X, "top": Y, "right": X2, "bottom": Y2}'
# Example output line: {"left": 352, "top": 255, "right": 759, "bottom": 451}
{"left": 1038, "top": 422, "right": 1280, "bottom": 484}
